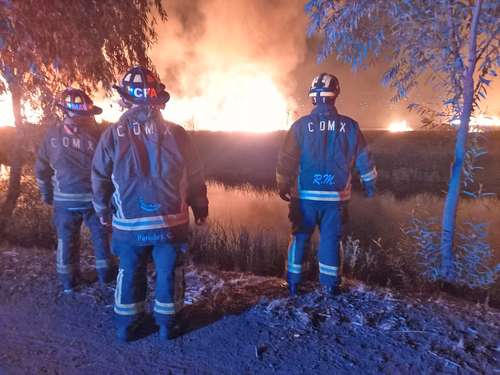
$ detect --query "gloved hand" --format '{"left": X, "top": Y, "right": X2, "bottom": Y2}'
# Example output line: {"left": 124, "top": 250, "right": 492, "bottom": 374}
{"left": 99, "top": 213, "right": 112, "bottom": 227}
{"left": 42, "top": 193, "right": 53, "bottom": 206}
{"left": 193, "top": 206, "right": 208, "bottom": 226}
{"left": 279, "top": 187, "right": 291, "bottom": 202}
{"left": 364, "top": 180, "right": 376, "bottom": 198}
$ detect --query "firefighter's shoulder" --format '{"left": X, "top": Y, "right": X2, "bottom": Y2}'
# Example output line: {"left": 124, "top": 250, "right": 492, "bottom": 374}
{"left": 290, "top": 114, "right": 313, "bottom": 130}
{"left": 336, "top": 113, "right": 360, "bottom": 131}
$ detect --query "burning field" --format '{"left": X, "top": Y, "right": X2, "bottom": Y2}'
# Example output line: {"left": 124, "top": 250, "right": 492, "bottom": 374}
{"left": 0, "top": 0, "right": 499, "bottom": 373}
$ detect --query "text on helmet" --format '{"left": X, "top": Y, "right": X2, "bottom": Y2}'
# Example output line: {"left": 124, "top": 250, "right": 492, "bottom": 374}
{"left": 128, "top": 86, "right": 158, "bottom": 99}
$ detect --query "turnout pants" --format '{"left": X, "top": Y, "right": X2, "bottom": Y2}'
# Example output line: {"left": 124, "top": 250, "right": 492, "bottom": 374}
{"left": 53, "top": 206, "right": 112, "bottom": 286}
{"left": 287, "top": 199, "right": 347, "bottom": 287}
{"left": 113, "top": 241, "right": 185, "bottom": 328}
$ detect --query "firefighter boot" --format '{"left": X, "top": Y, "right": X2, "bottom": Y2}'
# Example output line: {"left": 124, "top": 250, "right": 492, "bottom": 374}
{"left": 61, "top": 272, "right": 82, "bottom": 293}
{"left": 323, "top": 277, "right": 341, "bottom": 296}
{"left": 62, "top": 279, "right": 75, "bottom": 293}
{"left": 116, "top": 316, "right": 144, "bottom": 342}
{"left": 97, "top": 266, "right": 116, "bottom": 286}
{"left": 158, "top": 317, "right": 175, "bottom": 341}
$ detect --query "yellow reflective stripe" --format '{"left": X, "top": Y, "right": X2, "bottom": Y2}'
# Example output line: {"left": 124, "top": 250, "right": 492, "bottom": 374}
{"left": 319, "top": 263, "right": 338, "bottom": 276}
{"left": 53, "top": 192, "right": 93, "bottom": 201}
{"left": 360, "top": 167, "right": 377, "bottom": 182}
{"left": 153, "top": 300, "right": 179, "bottom": 315}
{"left": 114, "top": 268, "right": 145, "bottom": 316}
{"left": 287, "top": 236, "right": 302, "bottom": 274}
{"left": 114, "top": 302, "right": 146, "bottom": 316}
{"left": 298, "top": 185, "right": 352, "bottom": 202}
{"left": 95, "top": 259, "right": 110, "bottom": 269}
{"left": 56, "top": 239, "right": 76, "bottom": 274}
{"left": 112, "top": 210, "right": 189, "bottom": 231}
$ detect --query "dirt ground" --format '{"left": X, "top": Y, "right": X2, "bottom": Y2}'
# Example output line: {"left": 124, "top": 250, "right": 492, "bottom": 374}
{"left": 0, "top": 245, "right": 499, "bottom": 375}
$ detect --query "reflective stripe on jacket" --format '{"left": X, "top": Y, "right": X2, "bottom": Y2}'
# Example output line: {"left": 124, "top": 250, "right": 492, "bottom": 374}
{"left": 35, "top": 119, "right": 102, "bottom": 207}
{"left": 91, "top": 106, "right": 208, "bottom": 233}
{"left": 277, "top": 104, "right": 376, "bottom": 202}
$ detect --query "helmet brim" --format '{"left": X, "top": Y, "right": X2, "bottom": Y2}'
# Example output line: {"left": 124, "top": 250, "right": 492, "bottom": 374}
{"left": 114, "top": 85, "right": 171, "bottom": 106}
{"left": 57, "top": 103, "right": 103, "bottom": 116}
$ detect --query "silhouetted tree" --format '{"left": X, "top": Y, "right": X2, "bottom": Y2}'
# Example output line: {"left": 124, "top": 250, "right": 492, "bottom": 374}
{"left": 306, "top": 0, "right": 499, "bottom": 279}
{"left": 0, "top": 0, "right": 166, "bottom": 232}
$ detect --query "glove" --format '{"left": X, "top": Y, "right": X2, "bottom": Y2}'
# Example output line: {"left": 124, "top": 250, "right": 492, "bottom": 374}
{"left": 279, "top": 187, "right": 291, "bottom": 202}
{"left": 364, "top": 180, "right": 376, "bottom": 198}
{"left": 192, "top": 206, "right": 208, "bottom": 226}
{"left": 99, "top": 213, "right": 112, "bottom": 227}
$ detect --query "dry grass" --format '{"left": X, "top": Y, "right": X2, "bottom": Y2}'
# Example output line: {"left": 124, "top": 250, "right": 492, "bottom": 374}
{"left": 2, "top": 177, "right": 499, "bottom": 303}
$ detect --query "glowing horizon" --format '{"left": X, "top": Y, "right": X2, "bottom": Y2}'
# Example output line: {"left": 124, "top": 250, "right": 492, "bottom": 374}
{"left": 388, "top": 120, "right": 413, "bottom": 133}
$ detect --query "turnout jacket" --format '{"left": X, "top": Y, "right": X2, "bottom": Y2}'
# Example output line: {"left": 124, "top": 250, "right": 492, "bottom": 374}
{"left": 277, "top": 104, "right": 376, "bottom": 201}
{"left": 35, "top": 118, "right": 102, "bottom": 208}
{"left": 91, "top": 106, "right": 208, "bottom": 236}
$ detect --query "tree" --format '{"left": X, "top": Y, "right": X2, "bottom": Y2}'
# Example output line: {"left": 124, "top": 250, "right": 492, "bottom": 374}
{"left": 306, "top": 0, "right": 499, "bottom": 279}
{"left": 0, "top": 0, "right": 166, "bottom": 233}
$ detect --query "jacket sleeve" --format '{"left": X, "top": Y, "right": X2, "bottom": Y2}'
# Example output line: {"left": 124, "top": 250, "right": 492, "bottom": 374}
{"left": 276, "top": 123, "right": 301, "bottom": 192}
{"left": 34, "top": 135, "right": 54, "bottom": 200}
{"left": 354, "top": 124, "right": 377, "bottom": 190}
{"left": 91, "top": 128, "right": 115, "bottom": 218}
{"left": 176, "top": 127, "right": 208, "bottom": 215}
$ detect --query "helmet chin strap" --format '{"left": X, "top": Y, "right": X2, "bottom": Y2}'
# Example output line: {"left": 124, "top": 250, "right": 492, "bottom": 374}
{"left": 64, "top": 111, "right": 94, "bottom": 126}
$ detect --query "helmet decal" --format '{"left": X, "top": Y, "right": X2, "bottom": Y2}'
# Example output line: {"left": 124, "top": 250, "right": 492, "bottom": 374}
{"left": 58, "top": 88, "right": 102, "bottom": 115}
{"left": 114, "top": 66, "right": 170, "bottom": 105}
{"left": 309, "top": 73, "right": 340, "bottom": 100}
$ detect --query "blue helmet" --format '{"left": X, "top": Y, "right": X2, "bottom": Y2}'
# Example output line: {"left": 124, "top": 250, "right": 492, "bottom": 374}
{"left": 309, "top": 73, "right": 340, "bottom": 105}
{"left": 114, "top": 66, "right": 170, "bottom": 106}
{"left": 57, "top": 88, "right": 102, "bottom": 116}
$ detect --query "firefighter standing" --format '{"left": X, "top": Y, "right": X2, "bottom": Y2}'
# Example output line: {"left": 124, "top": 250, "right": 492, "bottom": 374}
{"left": 92, "top": 66, "right": 208, "bottom": 341}
{"left": 276, "top": 73, "right": 377, "bottom": 296}
{"left": 35, "top": 89, "right": 113, "bottom": 292}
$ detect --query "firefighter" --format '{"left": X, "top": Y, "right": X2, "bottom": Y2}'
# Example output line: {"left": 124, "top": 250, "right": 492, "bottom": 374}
{"left": 92, "top": 66, "right": 208, "bottom": 341}
{"left": 35, "top": 88, "right": 114, "bottom": 292}
{"left": 276, "top": 73, "right": 377, "bottom": 296}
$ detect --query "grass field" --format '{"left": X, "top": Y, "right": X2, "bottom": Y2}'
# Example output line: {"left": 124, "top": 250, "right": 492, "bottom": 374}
{"left": 1, "top": 130, "right": 499, "bottom": 305}
{"left": 192, "top": 130, "right": 500, "bottom": 197}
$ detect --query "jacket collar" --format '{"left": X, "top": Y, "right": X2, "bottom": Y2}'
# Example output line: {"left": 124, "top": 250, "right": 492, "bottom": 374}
{"left": 63, "top": 116, "right": 94, "bottom": 134}
{"left": 311, "top": 103, "right": 338, "bottom": 116}
{"left": 120, "top": 105, "right": 162, "bottom": 125}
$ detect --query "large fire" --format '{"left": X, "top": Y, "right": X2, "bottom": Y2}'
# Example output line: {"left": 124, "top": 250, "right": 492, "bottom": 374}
{"left": 0, "top": 93, "right": 42, "bottom": 126}
{"left": 172, "top": 72, "right": 290, "bottom": 132}
{"left": 388, "top": 120, "right": 413, "bottom": 132}
{"left": 451, "top": 114, "right": 500, "bottom": 130}
{"left": 0, "top": 71, "right": 294, "bottom": 132}
{"left": 163, "top": 70, "right": 293, "bottom": 132}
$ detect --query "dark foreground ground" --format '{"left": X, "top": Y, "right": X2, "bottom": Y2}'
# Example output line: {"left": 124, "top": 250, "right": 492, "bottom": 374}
{"left": 1, "top": 246, "right": 499, "bottom": 375}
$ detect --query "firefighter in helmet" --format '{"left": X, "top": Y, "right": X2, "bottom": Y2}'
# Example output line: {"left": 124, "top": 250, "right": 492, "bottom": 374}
{"left": 35, "top": 88, "right": 114, "bottom": 292}
{"left": 92, "top": 66, "right": 208, "bottom": 341}
{"left": 276, "top": 73, "right": 377, "bottom": 296}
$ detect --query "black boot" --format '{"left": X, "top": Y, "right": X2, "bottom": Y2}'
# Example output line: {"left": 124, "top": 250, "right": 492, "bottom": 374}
{"left": 97, "top": 267, "right": 116, "bottom": 286}
{"left": 61, "top": 272, "right": 81, "bottom": 293}
{"left": 158, "top": 318, "right": 175, "bottom": 341}
{"left": 116, "top": 315, "right": 144, "bottom": 342}
{"left": 116, "top": 325, "right": 133, "bottom": 342}
{"left": 323, "top": 285, "right": 340, "bottom": 296}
